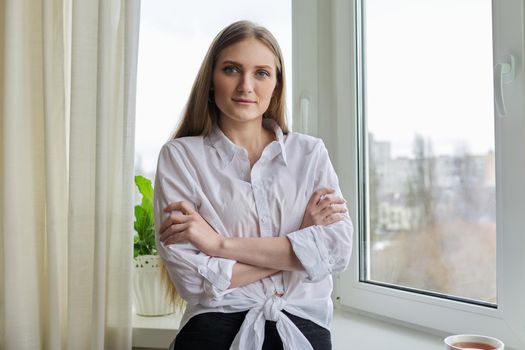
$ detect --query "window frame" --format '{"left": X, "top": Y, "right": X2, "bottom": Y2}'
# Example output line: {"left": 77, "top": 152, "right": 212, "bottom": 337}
{"left": 311, "top": 0, "right": 525, "bottom": 348}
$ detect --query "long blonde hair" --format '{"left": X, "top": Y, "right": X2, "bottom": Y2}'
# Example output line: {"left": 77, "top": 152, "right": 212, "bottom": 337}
{"left": 162, "top": 20, "right": 289, "bottom": 306}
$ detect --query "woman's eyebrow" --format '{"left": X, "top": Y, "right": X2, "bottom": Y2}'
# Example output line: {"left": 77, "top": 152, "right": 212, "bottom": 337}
{"left": 221, "top": 60, "right": 242, "bottom": 66}
{"left": 254, "top": 64, "right": 274, "bottom": 70}
{"left": 220, "top": 60, "right": 274, "bottom": 70}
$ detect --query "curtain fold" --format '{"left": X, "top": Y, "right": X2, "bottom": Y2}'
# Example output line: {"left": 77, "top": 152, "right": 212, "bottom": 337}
{"left": 0, "top": 0, "right": 140, "bottom": 348}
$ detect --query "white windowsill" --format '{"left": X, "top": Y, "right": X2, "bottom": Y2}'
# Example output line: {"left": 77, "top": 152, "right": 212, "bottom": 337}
{"left": 331, "top": 308, "right": 444, "bottom": 350}
{"left": 131, "top": 308, "right": 447, "bottom": 350}
{"left": 132, "top": 311, "right": 182, "bottom": 349}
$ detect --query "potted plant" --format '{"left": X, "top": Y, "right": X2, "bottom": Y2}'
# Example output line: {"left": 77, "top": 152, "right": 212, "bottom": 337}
{"left": 133, "top": 175, "right": 174, "bottom": 316}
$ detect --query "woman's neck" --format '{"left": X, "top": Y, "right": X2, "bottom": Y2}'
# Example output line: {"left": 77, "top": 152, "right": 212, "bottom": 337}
{"left": 218, "top": 117, "right": 275, "bottom": 167}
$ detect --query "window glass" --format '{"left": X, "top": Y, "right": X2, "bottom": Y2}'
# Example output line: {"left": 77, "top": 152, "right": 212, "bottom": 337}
{"left": 361, "top": 0, "right": 496, "bottom": 305}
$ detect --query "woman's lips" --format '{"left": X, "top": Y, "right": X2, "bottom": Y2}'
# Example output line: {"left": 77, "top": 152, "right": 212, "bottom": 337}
{"left": 232, "top": 98, "right": 256, "bottom": 104}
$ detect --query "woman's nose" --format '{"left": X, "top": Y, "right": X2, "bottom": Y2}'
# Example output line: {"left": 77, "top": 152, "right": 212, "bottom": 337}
{"left": 236, "top": 74, "right": 254, "bottom": 93}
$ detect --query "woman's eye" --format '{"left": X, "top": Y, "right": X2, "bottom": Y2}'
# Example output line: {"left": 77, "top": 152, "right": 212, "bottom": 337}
{"left": 223, "top": 66, "right": 240, "bottom": 74}
{"left": 256, "top": 70, "right": 270, "bottom": 78}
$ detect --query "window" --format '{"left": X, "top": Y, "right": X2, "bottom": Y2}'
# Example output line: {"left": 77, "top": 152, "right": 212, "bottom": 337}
{"left": 329, "top": 0, "right": 525, "bottom": 348}
{"left": 134, "top": 0, "right": 292, "bottom": 180}
{"left": 362, "top": 0, "right": 496, "bottom": 306}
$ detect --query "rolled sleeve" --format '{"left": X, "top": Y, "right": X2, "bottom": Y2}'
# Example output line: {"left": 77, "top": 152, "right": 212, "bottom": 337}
{"left": 198, "top": 256, "right": 237, "bottom": 298}
{"left": 287, "top": 226, "right": 330, "bottom": 281}
{"left": 160, "top": 242, "right": 237, "bottom": 304}
{"left": 287, "top": 218, "right": 353, "bottom": 282}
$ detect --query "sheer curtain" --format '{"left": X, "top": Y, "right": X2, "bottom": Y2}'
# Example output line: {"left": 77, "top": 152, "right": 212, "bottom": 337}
{"left": 0, "top": 0, "right": 140, "bottom": 349}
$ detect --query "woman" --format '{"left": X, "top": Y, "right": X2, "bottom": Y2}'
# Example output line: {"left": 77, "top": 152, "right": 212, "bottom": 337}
{"left": 154, "top": 20, "right": 353, "bottom": 350}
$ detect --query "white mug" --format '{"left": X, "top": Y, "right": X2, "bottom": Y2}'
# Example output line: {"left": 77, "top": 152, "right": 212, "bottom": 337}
{"left": 444, "top": 334, "right": 504, "bottom": 350}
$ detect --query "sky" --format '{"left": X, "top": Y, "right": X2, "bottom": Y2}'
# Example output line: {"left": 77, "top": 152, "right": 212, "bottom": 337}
{"left": 365, "top": 0, "right": 494, "bottom": 158}
{"left": 135, "top": 0, "right": 495, "bottom": 176}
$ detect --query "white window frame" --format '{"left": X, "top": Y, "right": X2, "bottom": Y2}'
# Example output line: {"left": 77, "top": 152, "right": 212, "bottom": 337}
{"left": 293, "top": 1, "right": 525, "bottom": 348}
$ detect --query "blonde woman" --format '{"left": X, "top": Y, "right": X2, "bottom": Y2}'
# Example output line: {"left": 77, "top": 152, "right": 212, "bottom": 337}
{"left": 154, "top": 20, "right": 353, "bottom": 350}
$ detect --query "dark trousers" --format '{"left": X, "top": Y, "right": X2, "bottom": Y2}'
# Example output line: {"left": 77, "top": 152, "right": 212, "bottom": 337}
{"left": 172, "top": 310, "right": 332, "bottom": 350}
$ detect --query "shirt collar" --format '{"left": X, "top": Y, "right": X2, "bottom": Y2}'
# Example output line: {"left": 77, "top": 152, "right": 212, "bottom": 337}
{"left": 206, "top": 118, "right": 288, "bottom": 169}
{"left": 263, "top": 118, "right": 288, "bottom": 166}
{"left": 206, "top": 125, "right": 240, "bottom": 169}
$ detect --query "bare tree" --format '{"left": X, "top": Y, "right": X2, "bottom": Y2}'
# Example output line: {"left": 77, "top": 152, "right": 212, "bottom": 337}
{"left": 405, "top": 134, "right": 436, "bottom": 230}
{"left": 452, "top": 143, "right": 481, "bottom": 220}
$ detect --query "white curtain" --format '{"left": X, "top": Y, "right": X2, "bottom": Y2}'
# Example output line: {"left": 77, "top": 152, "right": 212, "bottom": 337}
{"left": 0, "top": 0, "right": 140, "bottom": 349}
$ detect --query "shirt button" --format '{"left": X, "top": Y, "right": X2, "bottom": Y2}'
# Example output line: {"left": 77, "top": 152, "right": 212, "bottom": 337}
{"left": 261, "top": 217, "right": 266, "bottom": 223}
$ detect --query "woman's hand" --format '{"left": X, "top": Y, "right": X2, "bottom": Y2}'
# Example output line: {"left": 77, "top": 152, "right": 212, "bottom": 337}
{"left": 159, "top": 201, "right": 223, "bottom": 256}
{"left": 300, "top": 188, "right": 348, "bottom": 229}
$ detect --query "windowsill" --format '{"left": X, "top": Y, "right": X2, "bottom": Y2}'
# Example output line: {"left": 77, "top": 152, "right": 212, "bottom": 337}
{"left": 331, "top": 308, "right": 444, "bottom": 350}
{"left": 132, "top": 308, "right": 447, "bottom": 349}
{"left": 132, "top": 311, "right": 182, "bottom": 349}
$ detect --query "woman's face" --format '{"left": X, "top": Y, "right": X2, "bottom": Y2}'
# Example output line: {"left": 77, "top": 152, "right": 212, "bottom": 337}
{"left": 212, "top": 38, "right": 278, "bottom": 125}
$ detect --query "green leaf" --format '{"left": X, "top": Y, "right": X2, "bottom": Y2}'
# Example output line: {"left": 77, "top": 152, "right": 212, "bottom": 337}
{"left": 135, "top": 175, "right": 154, "bottom": 215}
{"left": 135, "top": 205, "right": 150, "bottom": 237}
{"left": 134, "top": 175, "right": 156, "bottom": 256}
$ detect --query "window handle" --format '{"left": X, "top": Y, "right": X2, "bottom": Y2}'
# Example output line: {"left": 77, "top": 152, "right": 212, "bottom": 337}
{"left": 494, "top": 54, "right": 515, "bottom": 117}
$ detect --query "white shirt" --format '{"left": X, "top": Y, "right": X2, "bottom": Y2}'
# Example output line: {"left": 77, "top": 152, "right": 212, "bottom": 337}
{"left": 154, "top": 118, "right": 353, "bottom": 350}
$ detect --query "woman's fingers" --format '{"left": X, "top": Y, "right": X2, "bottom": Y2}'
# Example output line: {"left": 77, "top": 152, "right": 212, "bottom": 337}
{"left": 300, "top": 188, "right": 349, "bottom": 229}
{"left": 323, "top": 213, "right": 346, "bottom": 225}
{"left": 315, "top": 196, "right": 348, "bottom": 222}
{"left": 317, "top": 200, "right": 348, "bottom": 226}
{"left": 319, "top": 203, "right": 348, "bottom": 217}
{"left": 160, "top": 222, "right": 189, "bottom": 242}
{"left": 159, "top": 212, "right": 189, "bottom": 233}
{"left": 308, "top": 188, "right": 336, "bottom": 207}
{"left": 160, "top": 202, "right": 195, "bottom": 235}
{"left": 163, "top": 201, "right": 195, "bottom": 215}
{"left": 317, "top": 195, "right": 346, "bottom": 209}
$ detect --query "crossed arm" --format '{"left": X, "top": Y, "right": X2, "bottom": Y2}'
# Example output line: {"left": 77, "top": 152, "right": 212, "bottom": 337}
{"left": 158, "top": 188, "right": 347, "bottom": 288}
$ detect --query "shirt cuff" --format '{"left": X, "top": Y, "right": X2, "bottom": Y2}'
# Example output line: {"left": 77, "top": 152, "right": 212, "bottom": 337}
{"left": 287, "top": 226, "right": 333, "bottom": 282}
{"left": 197, "top": 257, "right": 236, "bottom": 298}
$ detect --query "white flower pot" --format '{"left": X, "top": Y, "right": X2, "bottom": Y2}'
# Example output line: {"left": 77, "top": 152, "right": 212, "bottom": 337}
{"left": 133, "top": 255, "right": 175, "bottom": 316}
